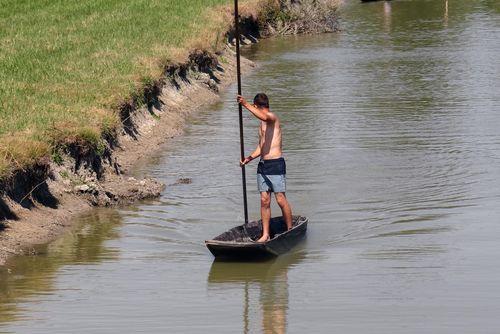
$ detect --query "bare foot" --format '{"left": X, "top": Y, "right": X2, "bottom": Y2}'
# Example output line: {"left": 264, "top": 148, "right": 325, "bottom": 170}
{"left": 256, "top": 234, "right": 270, "bottom": 243}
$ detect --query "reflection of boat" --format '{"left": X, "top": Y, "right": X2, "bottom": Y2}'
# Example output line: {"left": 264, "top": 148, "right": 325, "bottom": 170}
{"left": 205, "top": 216, "right": 308, "bottom": 260}
{"left": 208, "top": 253, "right": 305, "bottom": 334}
{"left": 208, "top": 251, "right": 306, "bottom": 284}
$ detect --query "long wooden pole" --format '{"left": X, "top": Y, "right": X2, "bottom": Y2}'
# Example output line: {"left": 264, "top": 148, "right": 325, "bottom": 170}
{"left": 234, "top": 0, "right": 249, "bottom": 225}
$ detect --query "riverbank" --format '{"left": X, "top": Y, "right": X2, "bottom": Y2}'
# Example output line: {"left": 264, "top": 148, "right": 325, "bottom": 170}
{"left": 0, "top": 0, "right": 339, "bottom": 265}
{"left": 0, "top": 48, "right": 254, "bottom": 265}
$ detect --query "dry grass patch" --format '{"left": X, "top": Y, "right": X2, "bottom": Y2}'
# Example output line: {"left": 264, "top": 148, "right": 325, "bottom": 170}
{"left": 0, "top": 136, "right": 50, "bottom": 179}
{"left": 259, "top": 0, "right": 340, "bottom": 35}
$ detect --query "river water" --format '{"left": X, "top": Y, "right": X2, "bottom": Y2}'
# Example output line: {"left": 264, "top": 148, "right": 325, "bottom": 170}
{"left": 1, "top": 0, "right": 500, "bottom": 333}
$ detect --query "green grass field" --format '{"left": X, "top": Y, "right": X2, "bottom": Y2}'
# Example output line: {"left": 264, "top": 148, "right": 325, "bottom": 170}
{"left": 0, "top": 0, "right": 263, "bottom": 178}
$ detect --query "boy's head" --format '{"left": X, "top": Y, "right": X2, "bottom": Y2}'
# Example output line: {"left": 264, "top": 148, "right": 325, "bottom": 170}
{"left": 253, "top": 93, "right": 269, "bottom": 109}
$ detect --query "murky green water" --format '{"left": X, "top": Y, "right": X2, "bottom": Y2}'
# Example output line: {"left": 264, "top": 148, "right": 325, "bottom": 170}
{"left": 1, "top": 0, "right": 500, "bottom": 332}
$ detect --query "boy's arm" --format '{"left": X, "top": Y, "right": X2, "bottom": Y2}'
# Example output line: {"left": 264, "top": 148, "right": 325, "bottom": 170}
{"left": 237, "top": 95, "right": 277, "bottom": 122}
{"left": 241, "top": 146, "right": 261, "bottom": 166}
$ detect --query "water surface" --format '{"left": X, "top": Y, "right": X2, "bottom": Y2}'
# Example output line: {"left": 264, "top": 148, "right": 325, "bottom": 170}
{"left": 1, "top": 0, "right": 500, "bottom": 332}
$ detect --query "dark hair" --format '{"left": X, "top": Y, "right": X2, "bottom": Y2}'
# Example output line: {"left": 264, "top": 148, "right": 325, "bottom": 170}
{"left": 253, "top": 93, "right": 269, "bottom": 108}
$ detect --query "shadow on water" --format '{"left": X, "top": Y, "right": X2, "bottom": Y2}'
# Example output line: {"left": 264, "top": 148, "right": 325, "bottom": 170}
{"left": 0, "top": 198, "right": 17, "bottom": 221}
{"left": 208, "top": 251, "right": 305, "bottom": 334}
{"left": 0, "top": 209, "right": 122, "bottom": 326}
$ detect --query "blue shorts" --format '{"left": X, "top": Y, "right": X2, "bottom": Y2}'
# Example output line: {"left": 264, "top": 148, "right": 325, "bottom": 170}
{"left": 257, "top": 173, "right": 286, "bottom": 193}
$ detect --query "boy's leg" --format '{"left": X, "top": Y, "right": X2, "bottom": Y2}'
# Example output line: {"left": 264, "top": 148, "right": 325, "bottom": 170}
{"left": 258, "top": 191, "right": 271, "bottom": 242}
{"left": 275, "top": 192, "right": 292, "bottom": 230}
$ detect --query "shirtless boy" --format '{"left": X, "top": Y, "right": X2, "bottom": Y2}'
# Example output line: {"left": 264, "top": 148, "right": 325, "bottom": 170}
{"left": 237, "top": 93, "right": 293, "bottom": 243}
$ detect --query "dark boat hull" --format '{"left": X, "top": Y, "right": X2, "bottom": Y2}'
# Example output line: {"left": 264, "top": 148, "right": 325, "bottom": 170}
{"left": 205, "top": 216, "right": 308, "bottom": 259}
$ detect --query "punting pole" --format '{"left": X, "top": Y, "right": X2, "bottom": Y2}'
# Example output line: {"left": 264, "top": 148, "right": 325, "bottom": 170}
{"left": 234, "top": 0, "right": 249, "bottom": 225}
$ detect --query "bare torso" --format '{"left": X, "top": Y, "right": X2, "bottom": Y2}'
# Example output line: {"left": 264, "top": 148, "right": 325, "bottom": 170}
{"left": 259, "top": 115, "right": 282, "bottom": 159}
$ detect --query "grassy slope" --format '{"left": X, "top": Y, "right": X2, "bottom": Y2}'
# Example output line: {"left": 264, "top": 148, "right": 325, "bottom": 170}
{"left": 0, "top": 0, "right": 265, "bottom": 178}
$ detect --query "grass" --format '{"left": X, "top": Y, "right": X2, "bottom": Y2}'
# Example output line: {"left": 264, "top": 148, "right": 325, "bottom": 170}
{"left": 0, "top": 0, "right": 268, "bottom": 179}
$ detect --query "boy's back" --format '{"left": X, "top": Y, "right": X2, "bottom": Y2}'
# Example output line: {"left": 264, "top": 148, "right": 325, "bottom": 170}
{"left": 259, "top": 115, "right": 282, "bottom": 160}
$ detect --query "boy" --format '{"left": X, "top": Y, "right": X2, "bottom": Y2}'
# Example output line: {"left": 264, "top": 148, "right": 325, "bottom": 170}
{"left": 237, "top": 93, "right": 293, "bottom": 242}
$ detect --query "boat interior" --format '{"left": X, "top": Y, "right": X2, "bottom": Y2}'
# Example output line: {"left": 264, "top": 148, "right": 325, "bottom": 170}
{"left": 213, "top": 216, "right": 304, "bottom": 243}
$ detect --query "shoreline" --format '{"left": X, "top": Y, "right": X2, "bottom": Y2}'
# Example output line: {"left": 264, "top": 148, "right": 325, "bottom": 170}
{"left": 0, "top": 0, "right": 339, "bottom": 266}
{"left": 0, "top": 49, "right": 255, "bottom": 266}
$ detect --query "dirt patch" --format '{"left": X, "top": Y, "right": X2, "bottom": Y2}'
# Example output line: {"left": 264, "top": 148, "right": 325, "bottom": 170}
{"left": 174, "top": 178, "right": 193, "bottom": 185}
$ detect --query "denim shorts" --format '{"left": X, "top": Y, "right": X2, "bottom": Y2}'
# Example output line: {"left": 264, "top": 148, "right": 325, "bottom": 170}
{"left": 257, "top": 173, "right": 286, "bottom": 193}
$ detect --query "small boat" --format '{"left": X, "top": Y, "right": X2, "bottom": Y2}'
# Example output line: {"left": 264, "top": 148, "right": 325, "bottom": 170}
{"left": 205, "top": 215, "right": 308, "bottom": 259}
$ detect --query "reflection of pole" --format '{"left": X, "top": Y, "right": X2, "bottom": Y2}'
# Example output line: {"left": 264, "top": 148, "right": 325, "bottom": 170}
{"left": 244, "top": 282, "right": 249, "bottom": 334}
{"left": 444, "top": 0, "right": 449, "bottom": 27}
{"left": 234, "top": 0, "right": 249, "bottom": 225}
